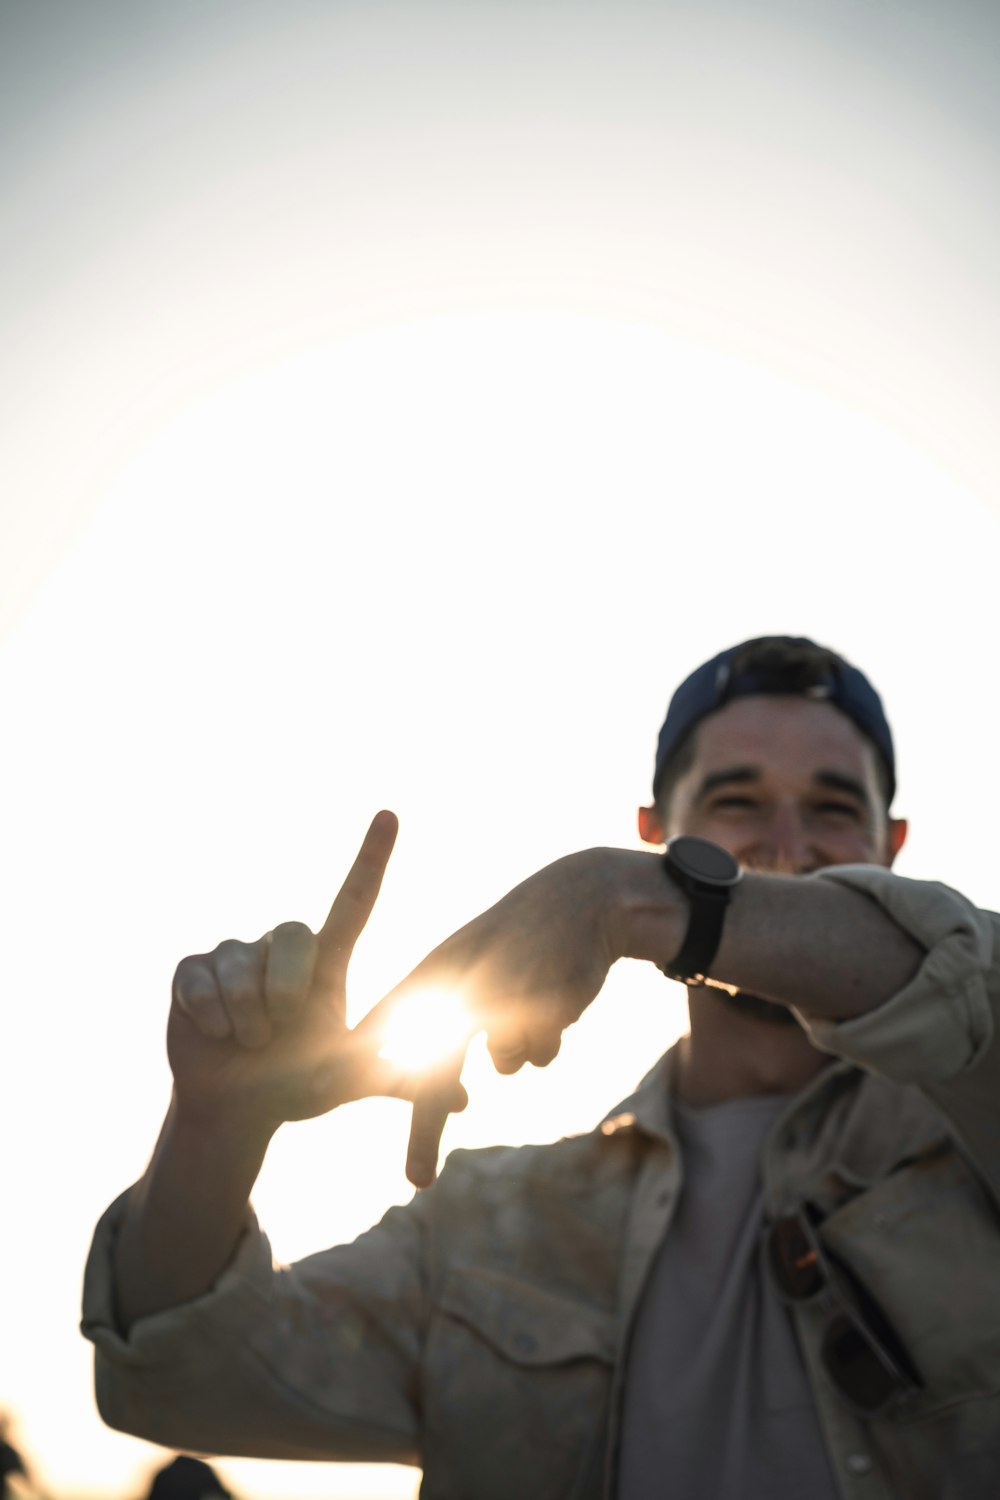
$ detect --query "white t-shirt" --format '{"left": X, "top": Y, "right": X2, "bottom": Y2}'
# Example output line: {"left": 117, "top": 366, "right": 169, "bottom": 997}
{"left": 618, "top": 1093, "right": 840, "bottom": 1500}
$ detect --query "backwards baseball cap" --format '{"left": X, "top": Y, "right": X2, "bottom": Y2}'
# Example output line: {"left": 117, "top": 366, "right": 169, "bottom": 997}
{"left": 653, "top": 636, "right": 896, "bottom": 804}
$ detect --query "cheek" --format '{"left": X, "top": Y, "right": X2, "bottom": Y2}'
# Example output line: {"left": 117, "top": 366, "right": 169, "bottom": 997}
{"left": 815, "top": 822, "right": 887, "bottom": 863}
{"left": 677, "top": 810, "right": 763, "bottom": 854}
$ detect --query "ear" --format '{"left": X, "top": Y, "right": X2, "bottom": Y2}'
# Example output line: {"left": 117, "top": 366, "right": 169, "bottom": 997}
{"left": 886, "top": 817, "right": 908, "bottom": 867}
{"left": 637, "top": 804, "right": 666, "bottom": 847}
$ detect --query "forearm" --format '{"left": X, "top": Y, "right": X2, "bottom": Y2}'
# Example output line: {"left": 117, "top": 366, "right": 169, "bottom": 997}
{"left": 114, "top": 1094, "right": 275, "bottom": 1332}
{"left": 614, "top": 853, "right": 925, "bottom": 1020}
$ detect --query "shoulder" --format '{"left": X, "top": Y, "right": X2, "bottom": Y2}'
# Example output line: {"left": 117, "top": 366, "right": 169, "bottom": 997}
{"left": 434, "top": 1129, "right": 613, "bottom": 1195}
{"left": 417, "top": 1128, "right": 641, "bottom": 1242}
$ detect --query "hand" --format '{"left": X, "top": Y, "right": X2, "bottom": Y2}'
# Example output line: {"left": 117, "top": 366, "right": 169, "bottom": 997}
{"left": 380, "top": 848, "right": 642, "bottom": 1187}
{"left": 168, "top": 810, "right": 466, "bottom": 1137}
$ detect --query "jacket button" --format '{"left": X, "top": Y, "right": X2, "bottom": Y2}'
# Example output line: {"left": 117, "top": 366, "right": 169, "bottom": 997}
{"left": 846, "top": 1453, "right": 872, "bottom": 1476}
{"left": 513, "top": 1332, "right": 537, "bottom": 1355}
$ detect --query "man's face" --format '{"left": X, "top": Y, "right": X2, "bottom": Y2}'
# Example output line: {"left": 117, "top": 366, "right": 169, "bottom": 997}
{"left": 643, "top": 694, "right": 906, "bottom": 874}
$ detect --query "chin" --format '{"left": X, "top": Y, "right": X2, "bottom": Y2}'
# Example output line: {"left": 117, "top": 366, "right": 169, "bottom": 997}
{"left": 718, "top": 988, "right": 802, "bottom": 1027}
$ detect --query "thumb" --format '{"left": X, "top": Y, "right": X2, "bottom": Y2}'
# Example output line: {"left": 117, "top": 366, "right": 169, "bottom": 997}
{"left": 404, "top": 1051, "right": 469, "bottom": 1188}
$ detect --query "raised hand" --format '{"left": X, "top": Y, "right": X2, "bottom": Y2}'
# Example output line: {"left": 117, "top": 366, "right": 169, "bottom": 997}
{"left": 116, "top": 812, "right": 474, "bottom": 1329}
{"left": 168, "top": 811, "right": 465, "bottom": 1135}
{"left": 374, "top": 848, "right": 648, "bottom": 1187}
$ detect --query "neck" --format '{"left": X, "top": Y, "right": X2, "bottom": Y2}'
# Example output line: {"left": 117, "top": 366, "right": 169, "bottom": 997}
{"left": 674, "top": 986, "right": 833, "bottom": 1107}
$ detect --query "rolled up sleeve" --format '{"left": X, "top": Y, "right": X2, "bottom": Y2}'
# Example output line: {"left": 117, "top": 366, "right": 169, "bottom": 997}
{"left": 81, "top": 1188, "right": 426, "bottom": 1462}
{"left": 793, "top": 866, "right": 1000, "bottom": 1204}
{"left": 795, "top": 866, "right": 996, "bottom": 1085}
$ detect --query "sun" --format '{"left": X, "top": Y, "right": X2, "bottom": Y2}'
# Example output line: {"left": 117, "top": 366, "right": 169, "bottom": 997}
{"left": 377, "top": 988, "right": 474, "bottom": 1072}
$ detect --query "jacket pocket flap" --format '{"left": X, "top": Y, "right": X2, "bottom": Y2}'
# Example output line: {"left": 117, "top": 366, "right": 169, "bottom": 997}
{"left": 437, "top": 1265, "right": 616, "bottom": 1367}
{"left": 819, "top": 1147, "right": 1000, "bottom": 1414}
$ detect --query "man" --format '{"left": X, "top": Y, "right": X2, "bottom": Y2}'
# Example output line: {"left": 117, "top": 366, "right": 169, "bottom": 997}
{"left": 83, "top": 637, "right": 1000, "bottom": 1499}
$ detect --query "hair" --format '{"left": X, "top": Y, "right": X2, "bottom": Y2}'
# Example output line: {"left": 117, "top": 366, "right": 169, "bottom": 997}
{"left": 655, "top": 636, "right": 895, "bottom": 815}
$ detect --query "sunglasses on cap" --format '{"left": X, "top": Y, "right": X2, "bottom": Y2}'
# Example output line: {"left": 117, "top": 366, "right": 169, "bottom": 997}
{"left": 767, "top": 1207, "right": 923, "bottom": 1416}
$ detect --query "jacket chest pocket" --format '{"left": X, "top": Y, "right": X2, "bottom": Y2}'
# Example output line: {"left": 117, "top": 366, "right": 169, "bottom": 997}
{"left": 819, "top": 1148, "right": 1000, "bottom": 1420}
{"left": 421, "top": 1265, "right": 616, "bottom": 1500}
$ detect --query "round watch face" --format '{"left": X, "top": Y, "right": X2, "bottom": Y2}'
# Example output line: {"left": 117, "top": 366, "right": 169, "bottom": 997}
{"left": 667, "top": 835, "right": 742, "bottom": 886}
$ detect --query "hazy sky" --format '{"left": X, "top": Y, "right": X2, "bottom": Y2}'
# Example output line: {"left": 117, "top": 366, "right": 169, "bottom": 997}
{"left": 3, "top": 2, "right": 1000, "bottom": 1496}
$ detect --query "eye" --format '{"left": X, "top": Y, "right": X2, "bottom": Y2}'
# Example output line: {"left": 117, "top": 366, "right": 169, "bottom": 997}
{"left": 815, "top": 801, "right": 860, "bottom": 819}
{"left": 712, "top": 795, "right": 758, "bottom": 811}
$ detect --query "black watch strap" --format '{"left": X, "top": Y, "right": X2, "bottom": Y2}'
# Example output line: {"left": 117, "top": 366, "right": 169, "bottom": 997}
{"left": 662, "top": 884, "right": 731, "bottom": 983}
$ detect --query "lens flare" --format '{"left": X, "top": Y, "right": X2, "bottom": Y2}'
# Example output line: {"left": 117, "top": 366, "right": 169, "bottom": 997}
{"left": 377, "top": 989, "right": 472, "bottom": 1072}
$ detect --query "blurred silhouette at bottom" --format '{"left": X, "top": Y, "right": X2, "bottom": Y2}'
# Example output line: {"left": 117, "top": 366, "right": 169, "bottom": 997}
{"left": 0, "top": 1412, "right": 44, "bottom": 1500}
{"left": 143, "top": 1456, "right": 231, "bottom": 1500}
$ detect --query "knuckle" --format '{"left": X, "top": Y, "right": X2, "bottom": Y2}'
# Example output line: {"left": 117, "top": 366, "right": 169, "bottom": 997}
{"left": 173, "top": 956, "right": 212, "bottom": 1005}
{"left": 172, "top": 955, "right": 196, "bottom": 994}
{"left": 173, "top": 962, "right": 229, "bottom": 1038}
{"left": 213, "top": 937, "right": 252, "bottom": 963}
{"left": 266, "top": 923, "right": 317, "bottom": 1007}
{"left": 214, "top": 957, "right": 261, "bottom": 1005}
{"left": 271, "top": 920, "right": 314, "bottom": 945}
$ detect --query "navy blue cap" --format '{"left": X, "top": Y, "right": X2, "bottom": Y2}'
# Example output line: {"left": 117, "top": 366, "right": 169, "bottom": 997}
{"left": 653, "top": 636, "right": 896, "bottom": 804}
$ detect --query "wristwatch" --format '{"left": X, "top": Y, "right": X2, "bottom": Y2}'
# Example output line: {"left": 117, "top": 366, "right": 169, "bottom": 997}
{"left": 661, "top": 835, "right": 742, "bottom": 984}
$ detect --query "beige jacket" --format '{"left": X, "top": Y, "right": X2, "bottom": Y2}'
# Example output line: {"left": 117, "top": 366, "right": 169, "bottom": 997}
{"left": 82, "top": 866, "right": 1000, "bottom": 1499}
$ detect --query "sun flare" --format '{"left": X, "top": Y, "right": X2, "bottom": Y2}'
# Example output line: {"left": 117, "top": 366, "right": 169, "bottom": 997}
{"left": 377, "top": 989, "right": 473, "bottom": 1072}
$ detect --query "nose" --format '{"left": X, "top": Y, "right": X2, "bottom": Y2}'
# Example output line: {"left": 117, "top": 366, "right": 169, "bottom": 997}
{"left": 750, "top": 804, "right": 813, "bottom": 875}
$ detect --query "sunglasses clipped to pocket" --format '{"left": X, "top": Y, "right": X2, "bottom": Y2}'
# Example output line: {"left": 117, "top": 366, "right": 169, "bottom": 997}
{"left": 767, "top": 1207, "right": 923, "bottom": 1417}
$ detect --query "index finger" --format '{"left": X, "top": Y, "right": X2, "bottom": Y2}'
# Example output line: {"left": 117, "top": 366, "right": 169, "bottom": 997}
{"left": 315, "top": 810, "right": 399, "bottom": 986}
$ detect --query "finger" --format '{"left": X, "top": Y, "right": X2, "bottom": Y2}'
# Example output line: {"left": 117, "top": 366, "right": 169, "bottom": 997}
{"left": 526, "top": 1027, "right": 562, "bottom": 1068}
{"left": 315, "top": 810, "right": 399, "bottom": 992}
{"left": 405, "top": 1095, "right": 454, "bottom": 1189}
{"left": 405, "top": 1051, "right": 468, "bottom": 1189}
{"left": 173, "top": 957, "right": 231, "bottom": 1039}
{"left": 264, "top": 921, "right": 317, "bottom": 1022}
{"left": 487, "top": 1029, "right": 529, "bottom": 1076}
{"left": 523, "top": 1000, "right": 571, "bottom": 1068}
{"left": 213, "top": 937, "right": 271, "bottom": 1048}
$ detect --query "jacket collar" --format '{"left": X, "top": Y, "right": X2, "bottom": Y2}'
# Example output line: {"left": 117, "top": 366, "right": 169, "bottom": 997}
{"left": 597, "top": 1038, "right": 856, "bottom": 1145}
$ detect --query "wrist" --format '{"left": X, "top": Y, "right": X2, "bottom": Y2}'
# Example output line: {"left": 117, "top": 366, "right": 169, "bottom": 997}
{"left": 117, "top": 1090, "right": 273, "bottom": 1331}
{"left": 168, "top": 1087, "right": 278, "bottom": 1161}
{"left": 659, "top": 836, "right": 744, "bottom": 983}
{"left": 605, "top": 850, "right": 689, "bottom": 967}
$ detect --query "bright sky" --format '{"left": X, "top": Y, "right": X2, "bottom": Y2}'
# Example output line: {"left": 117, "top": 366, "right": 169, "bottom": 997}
{"left": 3, "top": 3, "right": 1000, "bottom": 1497}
